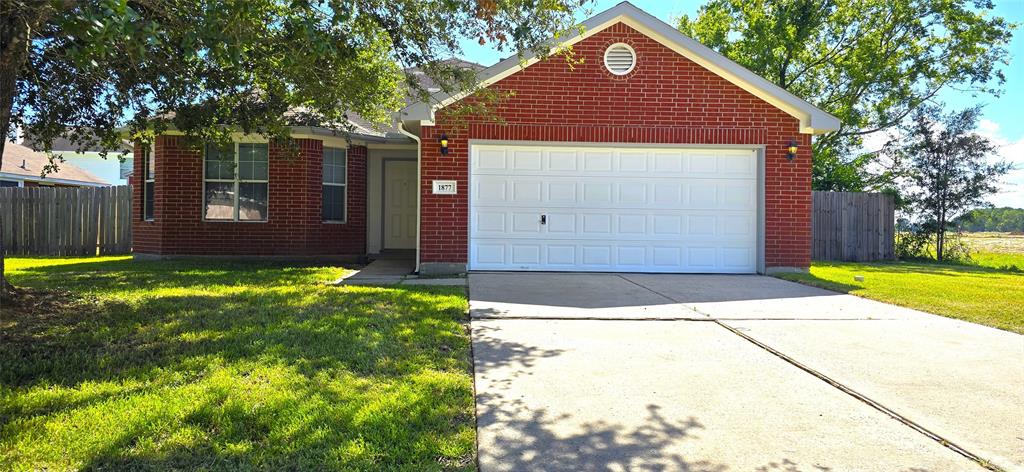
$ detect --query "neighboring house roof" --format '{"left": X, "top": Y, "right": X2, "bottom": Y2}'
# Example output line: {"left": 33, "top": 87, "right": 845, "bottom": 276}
{"left": 405, "top": 59, "right": 488, "bottom": 94}
{"left": 1, "top": 142, "right": 109, "bottom": 186}
{"left": 130, "top": 109, "right": 417, "bottom": 144}
{"left": 22, "top": 132, "right": 134, "bottom": 153}
{"left": 294, "top": 60, "right": 485, "bottom": 140}
{"left": 402, "top": 1, "right": 841, "bottom": 134}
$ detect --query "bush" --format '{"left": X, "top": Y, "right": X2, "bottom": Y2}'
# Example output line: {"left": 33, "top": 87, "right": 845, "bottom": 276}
{"left": 895, "top": 230, "right": 932, "bottom": 260}
{"left": 895, "top": 230, "right": 973, "bottom": 264}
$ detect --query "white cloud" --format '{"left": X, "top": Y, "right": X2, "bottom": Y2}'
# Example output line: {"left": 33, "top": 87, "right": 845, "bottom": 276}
{"left": 852, "top": 119, "right": 1023, "bottom": 209}
{"left": 975, "top": 120, "right": 1024, "bottom": 209}
{"left": 859, "top": 130, "right": 895, "bottom": 154}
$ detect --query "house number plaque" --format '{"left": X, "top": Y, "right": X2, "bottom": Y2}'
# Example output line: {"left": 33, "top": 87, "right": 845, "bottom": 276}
{"left": 432, "top": 180, "right": 457, "bottom": 195}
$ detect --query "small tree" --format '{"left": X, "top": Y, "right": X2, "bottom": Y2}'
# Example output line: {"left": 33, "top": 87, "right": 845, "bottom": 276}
{"left": 0, "top": 0, "right": 587, "bottom": 300}
{"left": 888, "top": 106, "right": 1010, "bottom": 261}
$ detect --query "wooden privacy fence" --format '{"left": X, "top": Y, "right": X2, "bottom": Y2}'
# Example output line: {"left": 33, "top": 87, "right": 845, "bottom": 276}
{"left": 0, "top": 185, "right": 132, "bottom": 256}
{"left": 812, "top": 191, "right": 895, "bottom": 262}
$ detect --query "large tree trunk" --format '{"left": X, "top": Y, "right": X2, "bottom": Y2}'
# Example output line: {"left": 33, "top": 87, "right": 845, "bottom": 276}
{"left": 0, "top": 10, "right": 31, "bottom": 301}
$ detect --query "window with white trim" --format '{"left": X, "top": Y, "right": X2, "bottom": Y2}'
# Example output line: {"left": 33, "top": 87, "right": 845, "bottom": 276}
{"left": 322, "top": 147, "right": 347, "bottom": 222}
{"left": 143, "top": 146, "right": 155, "bottom": 220}
{"left": 204, "top": 143, "right": 269, "bottom": 221}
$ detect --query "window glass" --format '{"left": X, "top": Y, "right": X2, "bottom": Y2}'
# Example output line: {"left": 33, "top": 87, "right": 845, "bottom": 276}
{"left": 239, "top": 183, "right": 269, "bottom": 221}
{"left": 323, "top": 147, "right": 346, "bottom": 185}
{"left": 322, "top": 184, "right": 345, "bottom": 221}
{"left": 144, "top": 182, "right": 155, "bottom": 220}
{"left": 238, "top": 143, "right": 269, "bottom": 181}
{"left": 205, "top": 144, "right": 235, "bottom": 180}
{"left": 143, "top": 147, "right": 155, "bottom": 220}
{"left": 322, "top": 147, "right": 347, "bottom": 222}
{"left": 203, "top": 143, "right": 269, "bottom": 221}
{"left": 145, "top": 148, "right": 155, "bottom": 180}
{"left": 204, "top": 181, "right": 235, "bottom": 220}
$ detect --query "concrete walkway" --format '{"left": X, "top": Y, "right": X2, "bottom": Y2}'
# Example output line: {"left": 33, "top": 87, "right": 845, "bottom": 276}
{"left": 469, "top": 272, "right": 1024, "bottom": 471}
{"left": 337, "top": 257, "right": 465, "bottom": 286}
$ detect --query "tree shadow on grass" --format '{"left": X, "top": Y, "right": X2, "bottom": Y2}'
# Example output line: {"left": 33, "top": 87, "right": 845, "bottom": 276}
{"left": 1, "top": 262, "right": 477, "bottom": 470}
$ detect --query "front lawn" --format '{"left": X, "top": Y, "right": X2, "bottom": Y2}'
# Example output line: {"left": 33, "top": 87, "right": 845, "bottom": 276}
{"left": 0, "top": 257, "right": 474, "bottom": 471}
{"left": 776, "top": 261, "right": 1024, "bottom": 334}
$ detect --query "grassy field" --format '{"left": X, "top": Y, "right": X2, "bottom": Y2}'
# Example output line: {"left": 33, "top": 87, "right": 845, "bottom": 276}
{"left": 960, "top": 232, "right": 1024, "bottom": 271}
{"left": 0, "top": 257, "right": 474, "bottom": 471}
{"left": 778, "top": 259, "right": 1024, "bottom": 334}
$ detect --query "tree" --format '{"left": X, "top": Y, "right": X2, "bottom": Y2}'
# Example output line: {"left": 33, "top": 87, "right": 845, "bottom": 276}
{"left": 887, "top": 105, "right": 1009, "bottom": 261}
{"left": 0, "top": 0, "right": 587, "bottom": 300}
{"left": 956, "top": 207, "right": 1024, "bottom": 232}
{"left": 678, "top": 0, "right": 1015, "bottom": 191}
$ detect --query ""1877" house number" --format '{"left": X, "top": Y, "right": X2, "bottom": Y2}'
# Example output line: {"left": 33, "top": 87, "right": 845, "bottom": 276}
{"left": 432, "top": 180, "right": 457, "bottom": 195}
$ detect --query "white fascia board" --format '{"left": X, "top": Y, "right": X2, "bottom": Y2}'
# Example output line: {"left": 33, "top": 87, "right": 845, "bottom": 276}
{"left": 404, "top": 1, "right": 840, "bottom": 135}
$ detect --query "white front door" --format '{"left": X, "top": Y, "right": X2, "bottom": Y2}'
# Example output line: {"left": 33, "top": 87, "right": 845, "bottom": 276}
{"left": 384, "top": 160, "right": 417, "bottom": 249}
{"left": 469, "top": 144, "right": 759, "bottom": 273}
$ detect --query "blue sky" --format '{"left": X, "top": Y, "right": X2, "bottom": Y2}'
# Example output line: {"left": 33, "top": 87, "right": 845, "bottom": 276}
{"left": 456, "top": 0, "right": 1024, "bottom": 208}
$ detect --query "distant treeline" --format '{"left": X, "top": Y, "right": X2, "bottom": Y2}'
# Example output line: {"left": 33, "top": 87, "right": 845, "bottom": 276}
{"left": 955, "top": 207, "right": 1024, "bottom": 232}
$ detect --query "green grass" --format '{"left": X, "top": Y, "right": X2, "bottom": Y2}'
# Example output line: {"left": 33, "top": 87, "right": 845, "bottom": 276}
{"left": 0, "top": 257, "right": 474, "bottom": 471}
{"left": 960, "top": 232, "right": 1024, "bottom": 272}
{"left": 970, "top": 251, "right": 1024, "bottom": 272}
{"left": 777, "top": 260, "right": 1024, "bottom": 334}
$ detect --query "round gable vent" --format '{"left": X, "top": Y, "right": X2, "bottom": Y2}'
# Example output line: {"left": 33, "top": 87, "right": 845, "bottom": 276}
{"left": 604, "top": 43, "right": 636, "bottom": 75}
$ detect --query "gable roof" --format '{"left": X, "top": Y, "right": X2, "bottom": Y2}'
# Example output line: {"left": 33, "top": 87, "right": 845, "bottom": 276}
{"left": 402, "top": 1, "right": 841, "bottom": 134}
{"left": 2, "top": 142, "right": 109, "bottom": 186}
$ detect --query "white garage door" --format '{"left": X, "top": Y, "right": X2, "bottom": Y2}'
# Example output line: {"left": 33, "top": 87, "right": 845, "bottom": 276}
{"left": 469, "top": 144, "right": 759, "bottom": 273}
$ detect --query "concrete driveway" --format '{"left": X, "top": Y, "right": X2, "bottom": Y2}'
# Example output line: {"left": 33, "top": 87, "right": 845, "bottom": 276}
{"left": 469, "top": 272, "right": 1024, "bottom": 471}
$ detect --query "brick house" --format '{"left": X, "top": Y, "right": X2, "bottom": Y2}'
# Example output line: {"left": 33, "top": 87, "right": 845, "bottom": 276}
{"left": 132, "top": 2, "right": 839, "bottom": 274}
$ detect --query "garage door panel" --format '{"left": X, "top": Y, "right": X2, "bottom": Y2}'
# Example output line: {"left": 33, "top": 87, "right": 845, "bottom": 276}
{"left": 477, "top": 177, "right": 751, "bottom": 210}
{"left": 547, "top": 182, "right": 577, "bottom": 203}
{"left": 470, "top": 144, "right": 759, "bottom": 273}
{"left": 475, "top": 149, "right": 507, "bottom": 170}
{"left": 473, "top": 147, "right": 755, "bottom": 177}
{"left": 582, "top": 151, "right": 613, "bottom": 172}
{"left": 473, "top": 177, "right": 508, "bottom": 203}
{"left": 512, "top": 180, "right": 542, "bottom": 203}
{"left": 511, "top": 149, "right": 542, "bottom": 170}
{"left": 474, "top": 209, "right": 754, "bottom": 241}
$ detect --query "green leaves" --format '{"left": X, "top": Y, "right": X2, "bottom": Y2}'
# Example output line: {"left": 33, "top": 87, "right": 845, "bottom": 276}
{"left": 679, "top": 0, "right": 1015, "bottom": 192}
{"left": 7, "top": 0, "right": 585, "bottom": 155}
{"left": 886, "top": 105, "right": 1011, "bottom": 260}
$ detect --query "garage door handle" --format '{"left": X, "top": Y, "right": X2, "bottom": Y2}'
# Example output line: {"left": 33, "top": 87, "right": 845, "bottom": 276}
{"left": 540, "top": 214, "right": 547, "bottom": 225}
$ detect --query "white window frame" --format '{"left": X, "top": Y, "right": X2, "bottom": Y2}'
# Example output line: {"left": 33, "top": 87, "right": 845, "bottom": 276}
{"left": 202, "top": 142, "right": 270, "bottom": 222}
{"left": 143, "top": 144, "right": 155, "bottom": 221}
{"left": 322, "top": 146, "right": 348, "bottom": 223}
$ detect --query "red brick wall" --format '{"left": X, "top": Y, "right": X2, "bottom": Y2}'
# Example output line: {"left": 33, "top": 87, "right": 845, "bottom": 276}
{"left": 421, "top": 22, "right": 812, "bottom": 269}
{"left": 132, "top": 136, "right": 366, "bottom": 257}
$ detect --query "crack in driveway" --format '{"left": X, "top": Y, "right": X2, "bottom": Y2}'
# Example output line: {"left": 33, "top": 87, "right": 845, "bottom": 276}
{"left": 469, "top": 272, "right": 1010, "bottom": 471}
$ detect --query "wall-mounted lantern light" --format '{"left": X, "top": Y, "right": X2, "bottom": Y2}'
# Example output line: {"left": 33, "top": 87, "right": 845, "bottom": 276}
{"left": 439, "top": 133, "right": 449, "bottom": 155}
{"left": 786, "top": 139, "right": 799, "bottom": 161}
